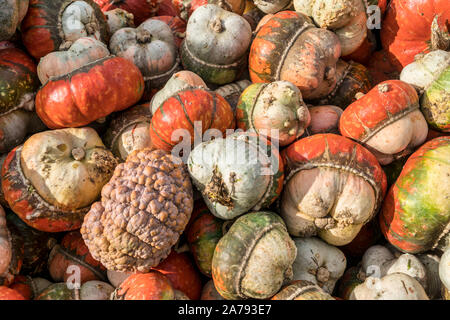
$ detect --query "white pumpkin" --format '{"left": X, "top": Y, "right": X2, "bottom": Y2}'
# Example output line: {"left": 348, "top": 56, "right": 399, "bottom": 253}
{"left": 439, "top": 248, "right": 450, "bottom": 292}
{"left": 291, "top": 237, "right": 346, "bottom": 293}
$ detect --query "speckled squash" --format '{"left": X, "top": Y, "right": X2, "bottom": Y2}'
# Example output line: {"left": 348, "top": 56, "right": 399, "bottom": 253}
{"left": 152, "top": 250, "right": 202, "bottom": 300}
{"left": 186, "top": 202, "right": 224, "bottom": 277}
{"left": 111, "top": 271, "right": 175, "bottom": 300}
{"left": 150, "top": 88, "right": 235, "bottom": 152}
{"left": 35, "top": 283, "right": 77, "bottom": 300}
{"left": 93, "top": 0, "right": 161, "bottom": 25}
{"left": 0, "top": 286, "right": 25, "bottom": 300}
{"left": 109, "top": 18, "right": 180, "bottom": 101}
{"left": 381, "top": 0, "right": 450, "bottom": 71}
{"left": 1, "top": 128, "right": 118, "bottom": 232}
{"left": 48, "top": 231, "right": 107, "bottom": 284}
{"left": 21, "top": 0, "right": 110, "bottom": 59}
{"left": 212, "top": 211, "right": 297, "bottom": 300}
{"left": 180, "top": 4, "right": 252, "bottom": 85}
{"left": 6, "top": 214, "right": 56, "bottom": 275}
{"left": 103, "top": 104, "right": 153, "bottom": 161}
{"left": 271, "top": 280, "right": 335, "bottom": 300}
{"left": 236, "top": 81, "right": 311, "bottom": 147}
{"left": 35, "top": 56, "right": 144, "bottom": 129}
{"left": 339, "top": 80, "right": 429, "bottom": 165}
{"left": 249, "top": 11, "right": 341, "bottom": 100}
{"left": 188, "top": 132, "right": 284, "bottom": 220}
{"left": 380, "top": 137, "right": 450, "bottom": 254}
{"left": 0, "top": 47, "right": 41, "bottom": 154}
{"left": 281, "top": 134, "right": 387, "bottom": 246}
{"left": 314, "top": 60, "right": 372, "bottom": 109}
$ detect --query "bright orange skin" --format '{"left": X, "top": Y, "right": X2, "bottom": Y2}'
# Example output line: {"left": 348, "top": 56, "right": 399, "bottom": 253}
{"left": 49, "top": 231, "right": 106, "bottom": 284}
{"left": 156, "top": 0, "right": 179, "bottom": 16}
{"left": 94, "top": 0, "right": 160, "bottom": 25}
{"left": 9, "top": 275, "right": 33, "bottom": 300}
{"left": 152, "top": 250, "right": 202, "bottom": 300}
{"left": 150, "top": 89, "right": 235, "bottom": 151}
{"left": 367, "top": 50, "right": 400, "bottom": 86}
{"left": 0, "top": 286, "right": 25, "bottom": 300}
{"left": 21, "top": 0, "right": 109, "bottom": 59}
{"left": 36, "top": 56, "right": 144, "bottom": 129}
{"left": 381, "top": 0, "right": 450, "bottom": 71}
{"left": 1, "top": 147, "right": 84, "bottom": 233}
{"left": 115, "top": 272, "right": 175, "bottom": 300}
{"left": 151, "top": 16, "right": 186, "bottom": 48}
{"left": 282, "top": 134, "right": 387, "bottom": 203}
{"left": 339, "top": 80, "right": 419, "bottom": 142}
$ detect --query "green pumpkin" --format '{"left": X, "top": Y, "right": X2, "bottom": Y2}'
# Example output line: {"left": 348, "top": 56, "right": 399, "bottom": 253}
{"left": 211, "top": 211, "right": 297, "bottom": 300}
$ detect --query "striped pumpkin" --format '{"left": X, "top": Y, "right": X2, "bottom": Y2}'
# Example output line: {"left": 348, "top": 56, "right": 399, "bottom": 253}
{"left": 150, "top": 88, "right": 235, "bottom": 152}
{"left": 380, "top": 137, "right": 450, "bottom": 254}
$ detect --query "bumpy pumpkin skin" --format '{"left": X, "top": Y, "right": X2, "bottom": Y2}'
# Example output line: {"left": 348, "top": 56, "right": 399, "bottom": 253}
{"left": 188, "top": 132, "right": 284, "bottom": 220}
{"left": 109, "top": 18, "right": 179, "bottom": 100}
{"left": 81, "top": 149, "right": 194, "bottom": 273}
{"left": 0, "top": 47, "right": 40, "bottom": 154}
{"left": 271, "top": 280, "right": 335, "bottom": 300}
{"left": 381, "top": 0, "right": 450, "bottom": 71}
{"left": 36, "top": 56, "right": 144, "bottom": 129}
{"left": 0, "top": 0, "right": 28, "bottom": 41}
{"left": 48, "top": 231, "right": 107, "bottom": 284}
{"left": 103, "top": 104, "right": 153, "bottom": 161}
{"left": 339, "top": 80, "right": 428, "bottom": 165}
{"left": 380, "top": 137, "right": 450, "bottom": 254}
{"left": 212, "top": 211, "right": 297, "bottom": 300}
{"left": 1, "top": 128, "right": 118, "bottom": 233}
{"left": 104, "top": 8, "right": 135, "bottom": 35}
{"left": 94, "top": 0, "right": 161, "bottom": 25}
{"left": 249, "top": 11, "right": 341, "bottom": 100}
{"left": 236, "top": 81, "right": 311, "bottom": 147}
{"left": 181, "top": 4, "right": 252, "bottom": 85}
{"left": 150, "top": 88, "right": 235, "bottom": 152}
{"left": 152, "top": 250, "right": 203, "bottom": 300}
{"left": 21, "top": 0, "right": 110, "bottom": 59}
{"left": 112, "top": 272, "right": 175, "bottom": 300}
{"left": 186, "top": 202, "right": 224, "bottom": 277}
{"left": 37, "top": 37, "right": 110, "bottom": 85}
{"left": 281, "top": 134, "right": 387, "bottom": 246}
{"left": 314, "top": 60, "right": 372, "bottom": 109}
{"left": 0, "top": 286, "right": 25, "bottom": 300}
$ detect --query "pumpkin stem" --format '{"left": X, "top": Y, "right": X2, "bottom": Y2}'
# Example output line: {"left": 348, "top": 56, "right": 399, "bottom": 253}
{"left": 72, "top": 147, "right": 86, "bottom": 161}
{"left": 431, "top": 15, "right": 450, "bottom": 51}
{"left": 210, "top": 18, "right": 224, "bottom": 33}
{"left": 137, "top": 29, "right": 152, "bottom": 44}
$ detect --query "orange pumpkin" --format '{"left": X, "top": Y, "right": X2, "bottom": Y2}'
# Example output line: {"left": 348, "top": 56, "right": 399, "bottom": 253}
{"left": 111, "top": 271, "right": 175, "bottom": 300}
{"left": 249, "top": 11, "right": 341, "bottom": 100}
{"left": 0, "top": 286, "right": 25, "bottom": 300}
{"left": 150, "top": 88, "right": 235, "bottom": 152}
{"left": 35, "top": 56, "right": 144, "bottom": 129}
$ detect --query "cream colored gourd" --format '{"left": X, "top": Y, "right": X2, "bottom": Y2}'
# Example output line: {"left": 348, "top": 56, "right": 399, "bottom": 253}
{"left": 253, "top": 0, "right": 292, "bottom": 14}
{"left": 109, "top": 19, "right": 178, "bottom": 90}
{"left": 439, "top": 248, "right": 450, "bottom": 294}
{"left": 104, "top": 8, "right": 135, "bottom": 35}
{"left": 61, "top": 1, "right": 103, "bottom": 49}
{"left": 281, "top": 168, "right": 377, "bottom": 246}
{"left": 37, "top": 37, "right": 110, "bottom": 84}
{"left": 293, "top": 0, "right": 367, "bottom": 56}
{"left": 400, "top": 50, "right": 450, "bottom": 91}
{"left": 350, "top": 273, "right": 429, "bottom": 300}
{"left": 20, "top": 127, "right": 117, "bottom": 210}
{"left": 292, "top": 237, "right": 346, "bottom": 293}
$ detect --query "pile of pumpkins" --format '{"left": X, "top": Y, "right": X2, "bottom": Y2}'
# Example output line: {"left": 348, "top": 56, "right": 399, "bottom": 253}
{"left": 0, "top": 0, "right": 449, "bottom": 300}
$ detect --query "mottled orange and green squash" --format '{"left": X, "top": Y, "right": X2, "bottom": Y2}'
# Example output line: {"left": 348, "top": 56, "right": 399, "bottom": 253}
{"left": 380, "top": 137, "right": 450, "bottom": 254}
{"left": 111, "top": 272, "right": 175, "bottom": 300}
